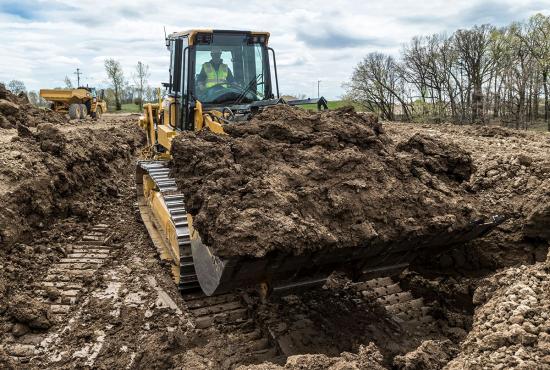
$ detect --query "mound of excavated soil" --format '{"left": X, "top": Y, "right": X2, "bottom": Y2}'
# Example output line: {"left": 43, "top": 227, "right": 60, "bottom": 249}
{"left": 171, "top": 105, "right": 480, "bottom": 258}
{"left": 385, "top": 123, "right": 550, "bottom": 268}
{"left": 446, "top": 251, "right": 550, "bottom": 368}
{"left": 393, "top": 340, "right": 457, "bottom": 369}
{"left": 7, "top": 293, "right": 51, "bottom": 331}
{"left": 0, "top": 122, "right": 145, "bottom": 249}
{"left": 238, "top": 343, "right": 386, "bottom": 370}
{"left": 0, "top": 114, "right": 146, "bottom": 356}
{"left": 0, "top": 84, "right": 65, "bottom": 129}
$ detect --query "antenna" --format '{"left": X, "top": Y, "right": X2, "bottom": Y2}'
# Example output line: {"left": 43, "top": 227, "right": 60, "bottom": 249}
{"left": 74, "top": 68, "right": 83, "bottom": 87}
{"left": 164, "top": 26, "right": 169, "bottom": 48}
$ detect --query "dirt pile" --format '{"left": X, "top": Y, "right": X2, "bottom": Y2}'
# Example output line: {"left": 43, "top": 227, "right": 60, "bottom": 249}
{"left": 0, "top": 83, "right": 65, "bottom": 128}
{"left": 466, "top": 126, "right": 550, "bottom": 242}
{"left": 0, "top": 123, "right": 144, "bottom": 249}
{"left": 7, "top": 293, "right": 51, "bottom": 331}
{"left": 238, "top": 343, "right": 386, "bottom": 370}
{"left": 0, "top": 119, "right": 145, "bottom": 318}
{"left": 385, "top": 123, "right": 550, "bottom": 268}
{"left": 446, "top": 251, "right": 550, "bottom": 368}
{"left": 171, "top": 105, "right": 481, "bottom": 258}
{"left": 393, "top": 340, "right": 457, "bottom": 369}
{"left": 0, "top": 114, "right": 151, "bottom": 367}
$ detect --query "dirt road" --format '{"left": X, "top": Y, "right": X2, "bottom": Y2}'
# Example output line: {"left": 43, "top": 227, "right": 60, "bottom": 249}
{"left": 1, "top": 110, "right": 549, "bottom": 369}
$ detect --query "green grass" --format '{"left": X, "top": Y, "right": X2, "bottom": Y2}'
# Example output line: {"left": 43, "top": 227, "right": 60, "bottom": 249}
{"left": 113, "top": 100, "right": 364, "bottom": 113}
{"left": 110, "top": 103, "right": 142, "bottom": 113}
{"left": 298, "top": 100, "right": 363, "bottom": 111}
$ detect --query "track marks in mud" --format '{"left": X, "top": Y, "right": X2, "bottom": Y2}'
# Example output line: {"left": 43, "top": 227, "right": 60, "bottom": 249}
{"left": 185, "top": 293, "right": 279, "bottom": 368}
{"left": 2, "top": 224, "right": 113, "bottom": 364}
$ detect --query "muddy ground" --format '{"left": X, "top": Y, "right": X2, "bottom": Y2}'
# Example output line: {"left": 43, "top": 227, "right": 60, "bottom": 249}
{"left": 0, "top": 106, "right": 549, "bottom": 369}
{"left": 385, "top": 123, "right": 550, "bottom": 271}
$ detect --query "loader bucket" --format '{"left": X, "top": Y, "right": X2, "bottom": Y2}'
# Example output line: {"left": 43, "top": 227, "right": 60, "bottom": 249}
{"left": 192, "top": 214, "right": 504, "bottom": 296}
{"left": 137, "top": 159, "right": 504, "bottom": 297}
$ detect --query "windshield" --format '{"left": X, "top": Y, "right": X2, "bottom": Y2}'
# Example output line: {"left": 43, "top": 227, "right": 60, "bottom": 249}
{"left": 194, "top": 34, "right": 268, "bottom": 105}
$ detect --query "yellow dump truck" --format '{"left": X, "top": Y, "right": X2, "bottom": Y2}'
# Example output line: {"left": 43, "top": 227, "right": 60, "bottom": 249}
{"left": 39, "top": 87, "right": 107, "bottom": 120}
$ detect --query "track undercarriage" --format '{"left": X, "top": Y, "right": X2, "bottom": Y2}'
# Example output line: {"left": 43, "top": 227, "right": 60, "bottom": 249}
{"left": 136, "top": 160, "right": 504, "bottom": 297}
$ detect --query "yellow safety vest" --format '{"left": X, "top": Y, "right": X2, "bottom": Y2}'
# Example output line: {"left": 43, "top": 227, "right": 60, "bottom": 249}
{"left": 203, "top": 62, "right": 229, "bottom": 88}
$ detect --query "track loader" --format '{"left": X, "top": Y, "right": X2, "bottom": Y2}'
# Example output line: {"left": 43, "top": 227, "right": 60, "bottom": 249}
{"left": 137, "top": 29, "right": 502, "bottom": 297}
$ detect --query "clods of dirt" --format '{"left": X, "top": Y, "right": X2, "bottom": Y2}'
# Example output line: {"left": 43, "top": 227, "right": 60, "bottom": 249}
{"left": 239, "top": 343, "right": 386, "bottom": 370}
{"left": 385, "top": 122, "right": 550, "bottom": 268}
{"left": 35, "top": 123, "right": 66, "bottom": 155}
{"left": 0, "top": 113, "right": 145, "bottom": 350}
{"left": 0, "top": 347, "right": 16, "bottom": 370}
{"left": 393, "top": 339, "right": 457, "bottom": 369}
{"left": 0, "top": 83, "right": 65, "bottom": 128}
{"left": 256, "top": 287, "right": 402, "bottom": 360}
{"left": 7, "top": 293, "right": 51, "bottom": 330}
{"left": 0, "top": 121, "right": 145, "bottom": 250}
{"left": 446, "top": 251, "right": 550, "bottom": 368}
{"left": 171, "top": 105, "right": 483, "bottom": 258}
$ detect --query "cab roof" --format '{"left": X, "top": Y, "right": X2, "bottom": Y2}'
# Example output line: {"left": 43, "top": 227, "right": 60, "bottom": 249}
{"left": 168, "top": 29, "right": 270, "bottom": 45}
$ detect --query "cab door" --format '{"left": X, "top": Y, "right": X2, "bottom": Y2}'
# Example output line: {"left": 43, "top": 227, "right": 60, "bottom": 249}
{"left": 167, "top": 36, "right": 191, "bottom": 131}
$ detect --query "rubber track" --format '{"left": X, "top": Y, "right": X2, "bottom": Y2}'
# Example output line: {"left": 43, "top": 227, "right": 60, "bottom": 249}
{"left": 137, "top": 160, "right": 200, "bottom": 293}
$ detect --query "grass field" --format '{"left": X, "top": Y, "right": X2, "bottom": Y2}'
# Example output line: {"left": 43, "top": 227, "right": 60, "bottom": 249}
{"left": 113, "top": 101, "right": 548, "bottom": 133}
{"left": 113, "top": 100, "right": 363, "bottom": 113}
{"left": 298, "top": 100, "right": 363, "bottom": 111}
{"left": 117, "top": 103, "right": 142, "bottom": 113}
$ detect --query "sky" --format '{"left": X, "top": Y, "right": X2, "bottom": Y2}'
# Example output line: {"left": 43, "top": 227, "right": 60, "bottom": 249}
{"left": 0, "top": 0, "right": 548, "bottom": 100}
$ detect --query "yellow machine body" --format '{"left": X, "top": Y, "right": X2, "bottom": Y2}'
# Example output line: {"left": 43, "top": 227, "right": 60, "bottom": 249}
{"left": 133, "top": 28, "right": 338, "bottom": 296}
{"left": 136, "top": 29, "right": 502, "bottom": 297}
{"left": 40, "top": 88, "right": 107, "bottom": 119}
{"left": 137, "top": 94, "right": 228, "bottom": 290}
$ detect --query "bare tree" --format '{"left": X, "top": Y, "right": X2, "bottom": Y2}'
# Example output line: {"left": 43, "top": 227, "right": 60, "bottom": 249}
{"left": 144, "top": 85, "right": 157, "bottom": 103}
{"left": 522, "top": 13, "right": 550, "bottom": 129}
{"left": 8, "top": 80, "right": 26, "bottom": 94}
{"left": 454, "top": 24, "right": 496, "bottom": 123}
{"left": 345, "top": 52, "right": 411, "bottom": 120}
{"left": 133, "top": 61, "right": 150, "bottom": 109}
{"left": 504, "top": 23, "right": 536, "bottom": 128}
{"left": 346, "top": 14, "right": 550, "bottom": 130}
{"left": 64, "top": 76, "right": 73, "bottom": 89}
{"left": 104, "top": 59, "right": 125, "bottom": 110}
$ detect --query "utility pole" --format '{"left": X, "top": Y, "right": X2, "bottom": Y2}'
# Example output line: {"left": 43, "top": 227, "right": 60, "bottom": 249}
{"left": 74, "top": 68, "right": 82, "bottom": 88}
{"left": 317, "top": 80, "right": 321, "bottom": 98}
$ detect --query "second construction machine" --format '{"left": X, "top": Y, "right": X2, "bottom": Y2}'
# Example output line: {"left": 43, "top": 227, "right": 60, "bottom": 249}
{"left": 137, "top": 29, "right": 501, "bottom": 297}
{"left": 40, "top": 87, "right": 107, "bottom": 120}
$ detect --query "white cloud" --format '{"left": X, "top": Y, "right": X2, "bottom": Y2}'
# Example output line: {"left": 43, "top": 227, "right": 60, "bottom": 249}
{"left": 0, "top": 0, "right": 547, "bottom": 99}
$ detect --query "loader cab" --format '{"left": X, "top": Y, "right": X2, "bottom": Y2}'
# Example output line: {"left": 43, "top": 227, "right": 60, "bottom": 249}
{"left": 165, "top": 30, "right": 279, "bottom": 131}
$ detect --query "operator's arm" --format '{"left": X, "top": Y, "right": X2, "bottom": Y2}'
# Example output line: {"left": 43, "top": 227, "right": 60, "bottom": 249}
{"left": 197, "top": 65, "right": 207, "bottom": 89}
{"left": 226, "top": 68, "right": 235, "bottom": 84}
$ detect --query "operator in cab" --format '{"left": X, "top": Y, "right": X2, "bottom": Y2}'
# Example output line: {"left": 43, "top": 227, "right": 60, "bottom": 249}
{"left": 197, "top": 47, "right": 235, "bottom": 91}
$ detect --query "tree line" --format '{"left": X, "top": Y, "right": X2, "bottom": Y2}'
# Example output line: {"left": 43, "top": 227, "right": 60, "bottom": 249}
{"left": 3, "top": 60, "right": 155, "bottom": 111}
{"left": 103, "top": 59, "right": 153, "bottom": 110}
{"left": 345, "top": 13, "right": 550, "bottom": 130}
